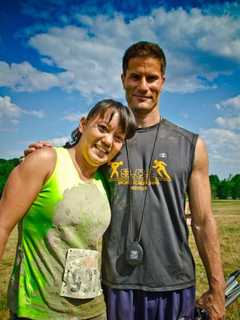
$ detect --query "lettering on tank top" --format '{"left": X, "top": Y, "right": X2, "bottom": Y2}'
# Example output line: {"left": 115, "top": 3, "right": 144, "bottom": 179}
{"left": 109, "top": 157, "right": 172, "bottom": 191}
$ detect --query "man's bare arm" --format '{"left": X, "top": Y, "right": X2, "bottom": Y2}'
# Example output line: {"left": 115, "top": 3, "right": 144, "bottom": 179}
{"left": 24, "top": 141, "right": 53, "bottom": 156}
{"left": 188, "top": 137, "right": 225, "bottom": 320}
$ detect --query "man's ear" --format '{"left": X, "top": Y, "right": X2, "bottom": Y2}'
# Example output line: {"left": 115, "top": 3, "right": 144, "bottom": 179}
{"left": 160, "top": 75, "right": 166, "bottom": 91}
{"left": 79, "top": 117, "right": 87, "bottom": 133}
{"left": 121, "top": 73, "right": 125, "bottom": 89}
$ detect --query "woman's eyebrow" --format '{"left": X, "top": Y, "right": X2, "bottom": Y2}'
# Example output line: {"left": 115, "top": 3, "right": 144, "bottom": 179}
{"left": 103, "top": 111, "right": 115, "bottom": 124}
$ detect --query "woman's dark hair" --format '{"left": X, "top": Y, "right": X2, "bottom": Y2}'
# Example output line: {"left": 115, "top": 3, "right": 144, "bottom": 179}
{"left": 64, "top": 99, "right": 136, "bottom": 148}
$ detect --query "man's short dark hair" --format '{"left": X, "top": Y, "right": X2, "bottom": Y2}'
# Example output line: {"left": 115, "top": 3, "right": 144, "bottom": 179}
{"left": 122, "top": 41, "right": 166, "bottom": 76}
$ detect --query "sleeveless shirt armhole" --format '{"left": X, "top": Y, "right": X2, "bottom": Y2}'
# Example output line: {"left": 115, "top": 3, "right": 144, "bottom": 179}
{"left": 41, "top": 147, "right": 58, "bottom": 189}
{"left": 96, "top": 169, "right": 111, "bottom": 200}
{"left": 188, "top": 133, "right": 199, "bottom": 180}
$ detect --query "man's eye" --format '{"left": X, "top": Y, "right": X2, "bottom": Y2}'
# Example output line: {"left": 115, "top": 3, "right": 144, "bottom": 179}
{"left": 147, "top": 76, "right": 158, "bottom": 82}
{"left": 130, "top": 74, "right": 139, "bottom": 80}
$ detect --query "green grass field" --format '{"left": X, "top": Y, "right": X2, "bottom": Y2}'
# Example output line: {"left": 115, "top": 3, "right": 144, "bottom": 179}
{"left": 0, "top": 200, "right": 239, "bottom": 319}
{"left": 190, "top": 200, "right": 240, "bottom": 319}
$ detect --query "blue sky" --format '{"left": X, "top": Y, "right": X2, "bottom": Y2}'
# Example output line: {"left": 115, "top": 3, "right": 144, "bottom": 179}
{"left": 0, "top": 0, "right": 239, "bottom": 179}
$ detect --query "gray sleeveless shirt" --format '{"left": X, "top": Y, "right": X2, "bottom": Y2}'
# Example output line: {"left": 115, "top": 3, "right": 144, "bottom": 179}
{"left": 102, "top": 119, "right": 198, "bottom": 291}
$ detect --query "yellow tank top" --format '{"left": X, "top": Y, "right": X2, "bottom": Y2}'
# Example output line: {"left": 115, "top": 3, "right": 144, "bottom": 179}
{"left": 8, "top": 147, "right": 111, "bottom": 319}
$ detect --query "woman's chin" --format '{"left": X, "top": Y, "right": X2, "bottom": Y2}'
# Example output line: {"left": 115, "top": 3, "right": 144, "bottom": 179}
{"left": 88, "top": 153, "right": 108, "bottom": 167}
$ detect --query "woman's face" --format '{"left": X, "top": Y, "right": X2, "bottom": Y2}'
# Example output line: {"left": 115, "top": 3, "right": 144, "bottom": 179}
{"left": 79, "top": 108, "right": 125, "bottom": 169}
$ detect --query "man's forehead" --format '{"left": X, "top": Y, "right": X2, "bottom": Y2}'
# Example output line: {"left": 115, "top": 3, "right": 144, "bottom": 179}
{"left": 126, "top": 57, "right": 162, "bottom": 73}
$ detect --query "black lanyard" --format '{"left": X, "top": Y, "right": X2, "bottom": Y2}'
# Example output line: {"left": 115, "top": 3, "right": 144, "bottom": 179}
{"left": 125, "top": 121, "right": 161, "bottom": 244}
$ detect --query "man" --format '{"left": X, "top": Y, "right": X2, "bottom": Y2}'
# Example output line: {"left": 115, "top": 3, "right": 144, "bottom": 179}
{"left": 101, "top": 42, "right": 225, "bottom": 320}
{"left": 26, "top": 42, "right": 225, "bottom": 319}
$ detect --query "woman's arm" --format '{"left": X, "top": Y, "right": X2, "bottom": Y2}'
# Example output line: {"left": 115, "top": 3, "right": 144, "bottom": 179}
{"left": 0, "top": 148, "right": 56, "bottom": 261}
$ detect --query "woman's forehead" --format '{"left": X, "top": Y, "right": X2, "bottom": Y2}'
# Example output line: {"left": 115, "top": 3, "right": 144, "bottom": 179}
{"left": 95, "top": 108, "right": 119, "bottom": 124}
{"left": 91, "top": 108, "right": 125, "bottom": 133}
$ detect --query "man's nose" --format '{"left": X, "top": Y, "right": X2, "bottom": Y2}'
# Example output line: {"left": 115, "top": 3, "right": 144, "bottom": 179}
{"left": 138, "top": 77, "right": 148, "bottom": 91}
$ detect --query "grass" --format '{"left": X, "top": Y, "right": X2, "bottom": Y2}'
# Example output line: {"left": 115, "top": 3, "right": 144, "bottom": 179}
{"left": 0, "top": 227, "right": 18, "bottom": 320}
{"left": 1, "top": 200, "right": 240, "bottom": 319}
{"left": 189, "top": 200, "right": 240, "bottom": 319}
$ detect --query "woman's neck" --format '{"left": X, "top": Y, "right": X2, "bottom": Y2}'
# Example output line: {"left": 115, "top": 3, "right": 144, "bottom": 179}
{"left": 68, "top": 148, "right": 96, "bottom": 181}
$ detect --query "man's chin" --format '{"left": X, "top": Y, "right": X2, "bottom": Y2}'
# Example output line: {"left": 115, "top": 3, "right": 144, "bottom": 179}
{"left": 130, "top": 101, "right": 145, "bottom": 108}
{"left": 131, "top": 103, "right": 152, "bottom": 114}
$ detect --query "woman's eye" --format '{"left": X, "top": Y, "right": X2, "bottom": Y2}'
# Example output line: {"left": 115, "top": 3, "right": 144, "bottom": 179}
{"left": 98, "top": 125, "right": 107, "bottom": 132}
{"left": 114, "top": 135, "right": 124, "bottom": 143}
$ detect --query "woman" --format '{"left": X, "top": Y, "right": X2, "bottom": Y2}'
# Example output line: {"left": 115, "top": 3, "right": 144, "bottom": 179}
{"left": 0, "top": 99, "right": 136, "bottom": 320}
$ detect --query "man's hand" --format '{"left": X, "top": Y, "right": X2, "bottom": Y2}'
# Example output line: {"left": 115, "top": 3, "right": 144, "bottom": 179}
{"left": 24, "top": 141, "right": 53, "bottom": 156}
{"left": 196, "top": 288, "right": 225, "bottom": 320}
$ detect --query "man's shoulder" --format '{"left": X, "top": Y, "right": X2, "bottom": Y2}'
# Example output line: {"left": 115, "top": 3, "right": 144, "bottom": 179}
{"left": 163, "top": 119, "right": 198, "bottom": 143}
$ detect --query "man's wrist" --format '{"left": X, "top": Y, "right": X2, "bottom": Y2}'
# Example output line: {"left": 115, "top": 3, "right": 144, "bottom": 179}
{"left": 209, "top": 280, "right": 225, "bottom": 295}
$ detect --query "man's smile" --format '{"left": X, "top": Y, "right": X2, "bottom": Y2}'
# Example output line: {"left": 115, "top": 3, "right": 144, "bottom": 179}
{"left": 133, "top": 94, "right": 151, "bottom": 100}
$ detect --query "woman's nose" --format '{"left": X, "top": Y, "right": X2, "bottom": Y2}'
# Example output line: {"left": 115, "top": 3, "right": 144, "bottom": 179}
{"left": 102, "top": 133, "right": 113, "bottom": 146}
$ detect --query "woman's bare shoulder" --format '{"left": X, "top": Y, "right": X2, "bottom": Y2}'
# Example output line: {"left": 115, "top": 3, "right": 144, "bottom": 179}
{"left": 18, "top": 147, "right": 57, "bottom": 178}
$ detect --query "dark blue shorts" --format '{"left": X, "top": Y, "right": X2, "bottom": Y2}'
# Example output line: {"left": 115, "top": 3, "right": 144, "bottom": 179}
{"left": 103, "top": 286, "right": 195, "bottom": 320}
{"left": 10, "top": 314, "right": 30, "bottom": 320}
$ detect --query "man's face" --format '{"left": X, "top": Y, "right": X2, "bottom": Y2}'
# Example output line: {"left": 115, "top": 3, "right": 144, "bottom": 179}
{"left": 121, "top": 57, "right": 165, "bottom": 116}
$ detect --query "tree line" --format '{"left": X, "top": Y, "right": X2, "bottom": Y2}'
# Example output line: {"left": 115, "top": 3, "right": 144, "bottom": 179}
{"left": 0, "top": 158, "right": 239, "bottom": 199}
{"left": 0, "top": 158, "right": 20, "bottom": 197}
{"left": 210, "top": 174, "right": 240, "bottom": 200}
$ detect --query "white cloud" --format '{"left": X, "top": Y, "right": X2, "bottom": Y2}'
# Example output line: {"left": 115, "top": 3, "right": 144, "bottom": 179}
{"left": 26, "top": 6, "right": 240, "bottom": 96}
{"left": 0, "top": 96, "right": 22, "bottom": 122}
{"left": 0, "top": 5, "right": 238, "bottom": 96}
{"left": 63, "top": 112, "right": 84, "bottom": 122}
{"left": 215, "top": 116, "right": 240, "bottom": 130}
{"left": 216, "top": 94, "right": 240, "bottom": 109}
{"left": 215, "top": 94, "right": 240, "bottom": 130}
{"left": 202, "top": 128, "right": 238, "bottom": 145}
{"left": 201, "top": 128, "right": 240, "bottom": 177}
{"left": 0, "top": 96, "right": 45, "bottom": 126}
{"left": 47, "top": 136, "right": 69, "bottom": 146}
{"left": 23, "top": 109, "right": 45, "bottom": 118}
{"left": 4, "top": 135, "right": 69, "bottom": 159}
{"left": 0, "top": 148, "right": 23, "bottom": 159}
{"left": 29, "top": 25, "right": 123, "bottom": 97}
{"left": 150, "top": 7, "right": 240, "bottom": 60}
{"left": 181, "top": 112, "right": 190, "bottom": 119}
{"left": 0, "top": 61, "right": 59, "bottom": 92}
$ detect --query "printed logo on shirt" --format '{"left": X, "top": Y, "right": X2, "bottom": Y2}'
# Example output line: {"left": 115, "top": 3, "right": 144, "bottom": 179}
{"left": 152, "top": 160, "right": 171, "bottom": 181}
{"left": 158, "top": 152, "right": 168, "bottom": 158}
{"left": 110, "top": 161, "right": 123, "bottom": 178}
{"left": 108, "top": 159, "right": 172, "bottom": 190}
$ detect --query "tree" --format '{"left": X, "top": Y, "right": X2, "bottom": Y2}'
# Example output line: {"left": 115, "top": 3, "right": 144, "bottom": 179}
{"left": 0, "top": 158, "right": 20, "bottom": 196}
{"left": 209, "top": 175, "right": 220, "bottom": 199}
{"left": 217, "top": 179, "right": 232, "bottom": 199}
{"left": 230, "top": 174, "right": 240, "bottom": 199}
